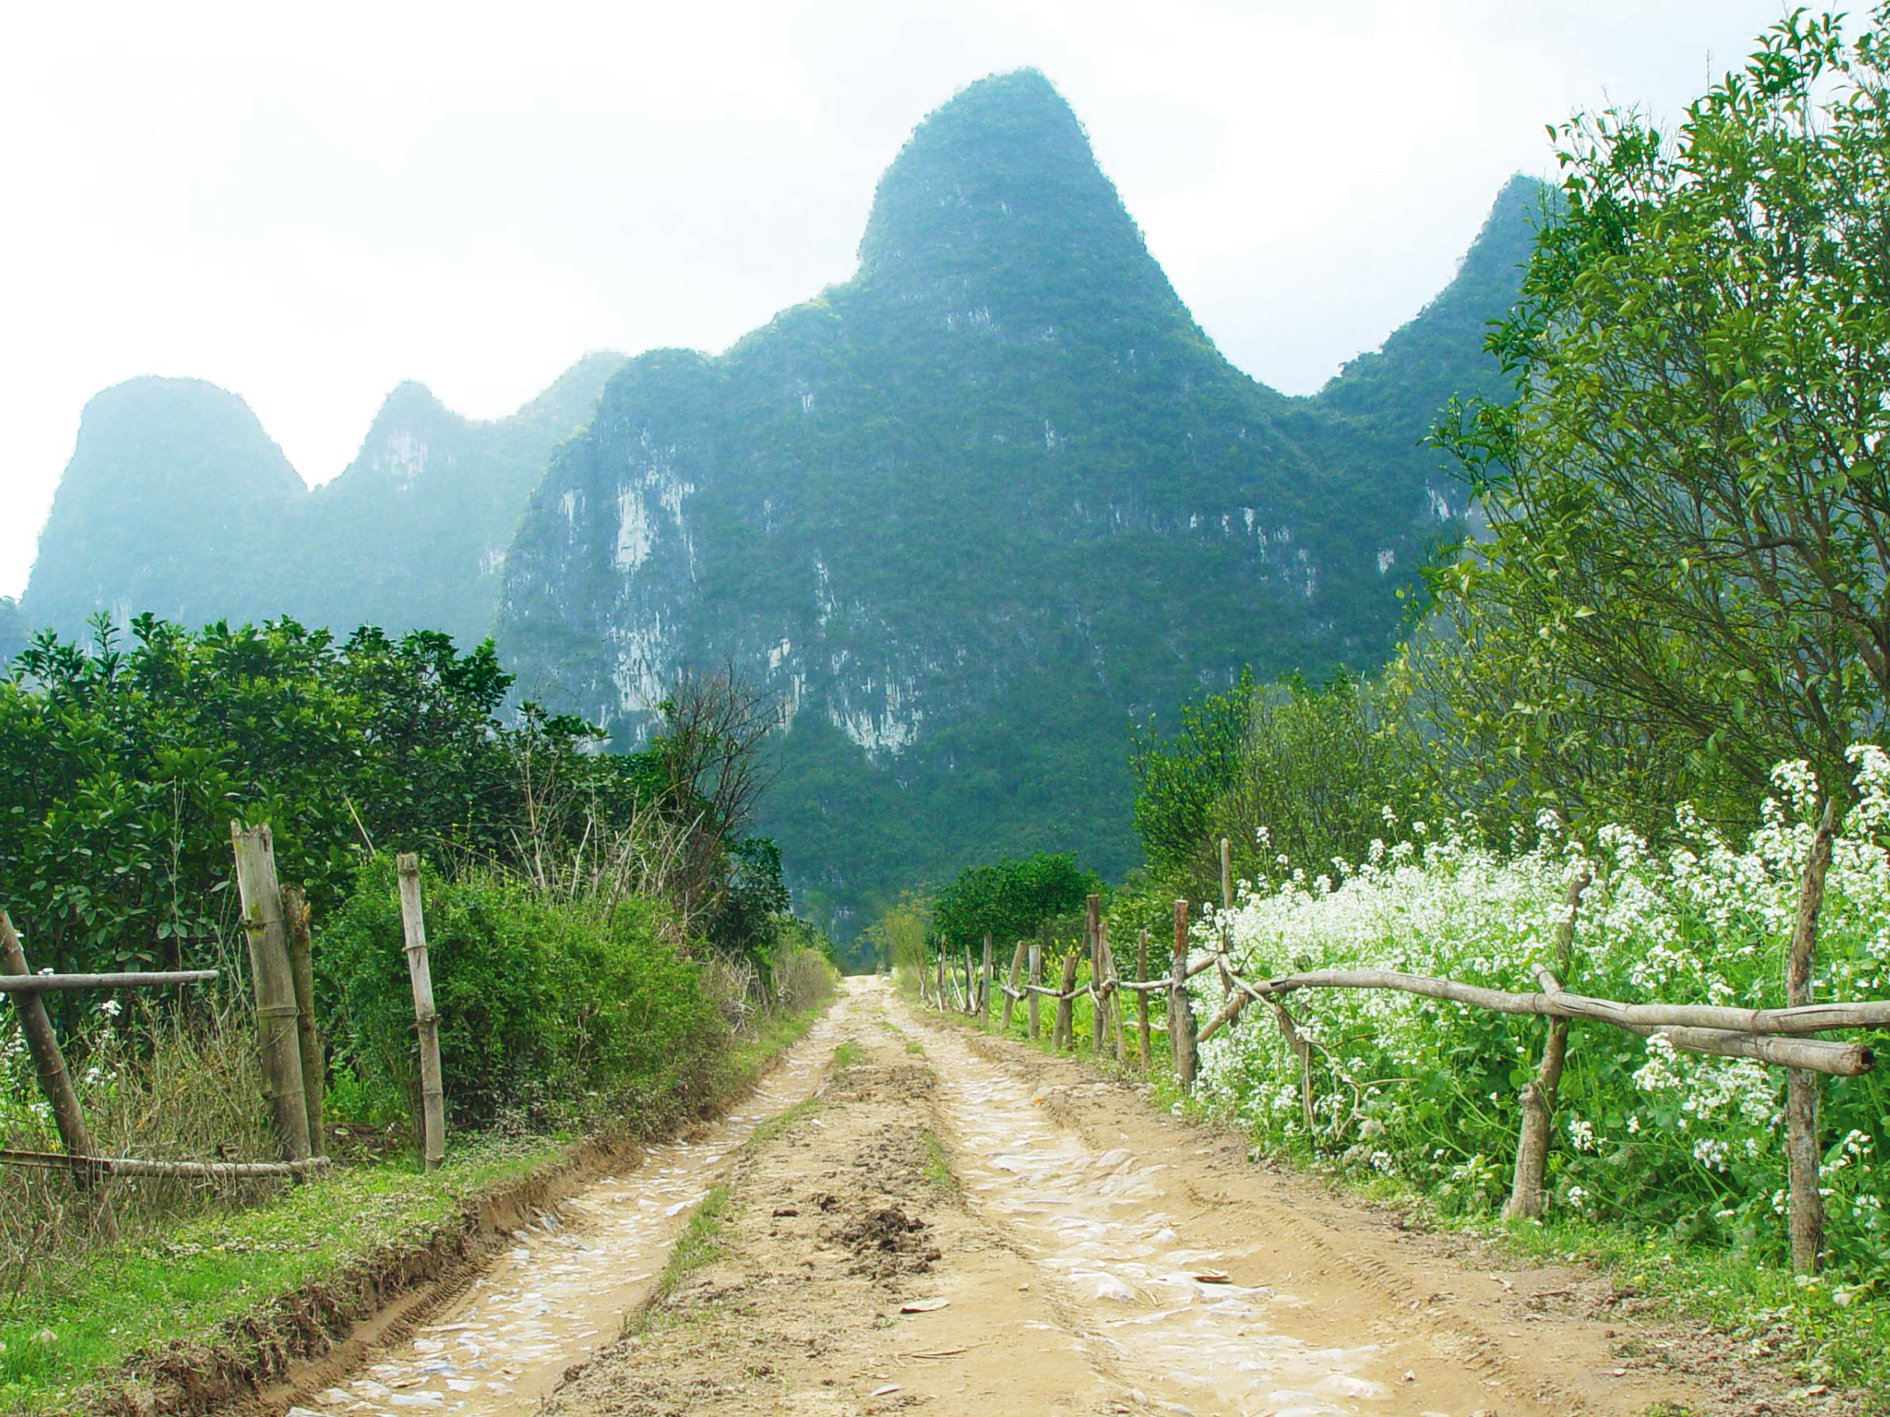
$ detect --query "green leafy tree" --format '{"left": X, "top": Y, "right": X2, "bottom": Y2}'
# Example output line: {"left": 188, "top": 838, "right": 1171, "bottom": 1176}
{"left": 1128, "top": 669, "right": 1255, "bottom": 876}
{"left": 931, "top": 852, "right": 1098, "bottom": 952}
{"left": 1433, "top": 8, "right": 1890, "bottom": 825}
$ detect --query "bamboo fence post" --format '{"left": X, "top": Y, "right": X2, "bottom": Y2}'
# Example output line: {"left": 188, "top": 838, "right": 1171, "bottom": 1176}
{"left": 0, "top": 912, "right": 117, "bottom": 1239}
{"left": 1028, "top": 931, "right": 1043, "bottom": 1040}
{"left": 963, "top": 944, "right": 976, "bottom": 1015}
{"left": 283, "top": 886, "right": 325, "bottom": 1159}
{"left": 1503, "top": 871, "right": 1591, "bottom": 1222}
{"left": 1087, "top": 895, "right": 1104, "bottom": 1058}
{"left": 1001, "top": 940, "right": 1025, "bottom": 1033}
{"left": 1137, "top": 928, "right": 1152, "bottom": 1067}
{"left": 1056, "top": 952, "right": 1079, "bottom": 1052}
{"left": 1787, "top": 800, "right": 1837, "bottom": 1273}
{"left": 230, "top": 823, "right": 312, "bottom": 1163}
{"left": 396, "top": 854, "right": 447, "bottom": 1172}
{"left": 981, "top": 935, "right": 993, "bottom": 1027}
{"left": 1171, "top": 900, "right": 1197, "bottom": 1088}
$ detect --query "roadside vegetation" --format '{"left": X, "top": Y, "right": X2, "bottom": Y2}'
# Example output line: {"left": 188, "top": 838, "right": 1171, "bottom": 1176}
{"left": 0, "top": 618, "right": 836, "bottom": 1410}
{"left": 876, "top": 9, "right": 1890, "bottom": 1403}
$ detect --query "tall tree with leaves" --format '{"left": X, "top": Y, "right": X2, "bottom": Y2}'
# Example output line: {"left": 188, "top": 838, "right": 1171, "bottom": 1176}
{"left": 1433, "top": 7, "right": 1890, "bottom": 825}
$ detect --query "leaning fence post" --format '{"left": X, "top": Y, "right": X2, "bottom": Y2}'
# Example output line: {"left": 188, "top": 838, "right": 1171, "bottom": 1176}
{"left": 936, "top": 946, "right": 946, "bottom": 1013}
{"left": 1001, "top": 940, "right": 1024, "bottom": 1032}
{"left": 283, "top": 886, "right": 325, "bottom": 1158}
{"left": 1028, "top": 932, "right": 1043, "bottom": 1040}
{"left": 1503, "top": 870, "right": 1591, "bottom": 1221}
{"left": 981, "top": 935, "right": 993, "bottom": 1027}
{"left": 395, "top": 854, "right": 447, "bottom": 1172}
{"left": 1137, "top": 928, "right": 1152, "bottom": 1067}
{"left": 1786, "top": 799, "right": 1838, "bottom": 1273}
{"left": 1056, "top": 952, "right": 1079, "bottom": 1051}
{"left": 1171, "top": 900, "right": 1197, "bottom": 1088}
{"left": 0, "top": 911, "right": 118, "bottom": 1238}
{"left": 230, "top": 823, "right": 313, "bottom": 1163}
{"left": 1102, "top": 919, "right": 1125, "bottom": 1064}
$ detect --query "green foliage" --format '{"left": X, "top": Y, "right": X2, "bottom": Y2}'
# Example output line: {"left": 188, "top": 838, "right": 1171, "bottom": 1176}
{"left": 0, "top": 614, "right": 663, "bottom": 978}
{"left": 931, "top": 852, "right": 1097, "bottom": 951}
{"left": 1211, "top": 671, "right": 1427, "bottom": 888}
{"left": 861, "top": 891, "right": 931, "bottom": 981}
{"left": 319, "top": 856, "right": 726, "bottom": 1130}
{"left": 1128, "top": 668, "right": 1255, "bottom": 878}
{"left": 1430, "top": 7, "right": 1890, "bottom": 832}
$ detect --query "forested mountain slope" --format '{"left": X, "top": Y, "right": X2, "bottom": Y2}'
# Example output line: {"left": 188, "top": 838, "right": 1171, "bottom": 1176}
{"left": 22, "top": 353, "right": 625, "bottom": 649}
{"left": 19, "top": 71, "right": 1543, "bottom": 932}
{"left": 496, "top": 71, "right": 1546, "bottom": 931}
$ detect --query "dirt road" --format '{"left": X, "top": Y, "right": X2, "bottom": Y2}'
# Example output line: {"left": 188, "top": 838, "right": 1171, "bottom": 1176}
{"left": 299, "top": 978, "right": 1747, "bottom": 1417}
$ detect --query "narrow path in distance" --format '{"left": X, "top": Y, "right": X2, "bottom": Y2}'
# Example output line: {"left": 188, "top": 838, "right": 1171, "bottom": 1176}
{"left": 542, "top": 978, "right": 1741, "bottom": 1417}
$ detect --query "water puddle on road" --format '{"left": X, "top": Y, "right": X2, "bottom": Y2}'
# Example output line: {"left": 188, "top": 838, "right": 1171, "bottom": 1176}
{"left": 919, "top": 1018, "right": 1396, "bottom": 1417}
{"left": 294, "top": 1003, "right": 851, "bottom": 1417}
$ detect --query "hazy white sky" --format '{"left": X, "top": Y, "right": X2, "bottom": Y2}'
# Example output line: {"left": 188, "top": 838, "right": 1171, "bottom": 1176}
{"left": 0, "top": 0, "right": 1793, "bottom": 599}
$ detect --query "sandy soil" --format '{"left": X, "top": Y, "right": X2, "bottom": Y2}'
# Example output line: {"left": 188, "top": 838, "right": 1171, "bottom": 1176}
{"left": 524, "top": 978, "right": 1775, "bottom": 1417}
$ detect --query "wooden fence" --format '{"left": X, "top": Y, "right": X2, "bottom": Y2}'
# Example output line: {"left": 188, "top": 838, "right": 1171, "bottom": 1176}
{"left": 916, "top": 818, "right": 1886, "bottom": 1275}
{"left": 1, "top": 825, "right": 452, "bottom": 1211}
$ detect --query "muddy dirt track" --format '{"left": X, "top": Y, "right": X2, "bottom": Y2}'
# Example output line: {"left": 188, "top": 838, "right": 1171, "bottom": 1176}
{"left": 292, "top": 979, "right": 1778, "bottom": 1417}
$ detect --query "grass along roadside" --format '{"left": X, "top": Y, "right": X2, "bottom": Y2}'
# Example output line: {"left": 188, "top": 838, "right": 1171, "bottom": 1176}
{"left": 0, "top": 995, "right": 836, "bottom": 1416}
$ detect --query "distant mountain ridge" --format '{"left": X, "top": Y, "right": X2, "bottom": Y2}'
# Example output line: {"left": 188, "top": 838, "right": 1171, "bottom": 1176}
{"left": 18, "top": 69, "right": 1548, "bottom": 932}
{"left": 22, "top": 352, "right": 626, "bottom": 649}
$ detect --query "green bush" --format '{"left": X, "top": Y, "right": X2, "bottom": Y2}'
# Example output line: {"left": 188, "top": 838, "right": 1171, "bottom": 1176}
{"left": 318, "top": 857, "right": 727, "bottom": 1131}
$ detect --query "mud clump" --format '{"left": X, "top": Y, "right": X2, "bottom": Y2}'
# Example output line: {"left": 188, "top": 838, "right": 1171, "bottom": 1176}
{"left": 830, "top": 1205, "right": 941, "bottom": 1280}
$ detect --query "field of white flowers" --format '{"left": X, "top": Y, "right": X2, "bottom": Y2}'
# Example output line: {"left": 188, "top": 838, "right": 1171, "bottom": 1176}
{"left": 1197, "top": 748, "right": 1890, "bottom": 1276}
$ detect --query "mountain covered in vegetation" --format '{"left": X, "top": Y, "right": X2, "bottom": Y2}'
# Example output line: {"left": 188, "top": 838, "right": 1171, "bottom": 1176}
{"left": 23, "top": 353, "right": 625, "bottom": 649}
{"left": 497, "top": 71, "right": 1544, "bottom": 931}
{"left": 19, "top": 70, "right": 1542, "bottom": 934}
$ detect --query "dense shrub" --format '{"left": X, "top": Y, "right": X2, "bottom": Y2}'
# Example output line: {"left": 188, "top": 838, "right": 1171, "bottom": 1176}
{"left": 318, "top": 857, "right": 728, "bottom": 1130}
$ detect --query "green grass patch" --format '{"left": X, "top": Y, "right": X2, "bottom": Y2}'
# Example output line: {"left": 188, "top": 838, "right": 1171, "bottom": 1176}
{"left": 1, "top": 992, "right": 839, "bottom": 1414}
{"left": 904, "top": 1039, "right": 926, "bottom": 1056}
{"left": 918, "top": 1130, "right": 956, "bottom": 1194}
{"left": 1494, "top": 1214, "right": 1889, "bottom": 1410}
{"left": 748, "top": 1095, "right": 822, "bottom": 1149}
{"left": 0, "top": 1134, "right": 561, "bottom": 1413}
{"left": 833, "top": 1041, "right": 865, "bottom": 1070}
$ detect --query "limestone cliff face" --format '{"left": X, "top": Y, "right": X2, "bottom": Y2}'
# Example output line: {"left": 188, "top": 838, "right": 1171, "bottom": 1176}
{"left": 496, "top": 71, "right": 1541, "bottom": 926}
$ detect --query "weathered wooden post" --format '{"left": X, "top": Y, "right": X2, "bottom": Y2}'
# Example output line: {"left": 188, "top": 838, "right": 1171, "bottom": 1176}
{"left": 1056, "top": 952, "right": 1079, "bottom": 1052}
{"left": 230, "top": 823, "right": 313, "bottom": 1162}
{"left": 0, "top": 912, "right": 117, "bottom": 1236}
{"left": 981, "top": 934, "right": 993, "bottom": 1027}
{"left": 1503, "top": 871, "right": 1590, "bottom": 1221}
{"left": 1137, "top": 928, "right": 1152, "bottom": 1067}
{"left": 1171, "top": 900, "right": 1197, "bottom": 1088}
{"left": 1087, "top": 895, "right": 1105, "bottom": 1058}
{"left": 1097, "top": 919, "right": 1124, "bottom": 1064}
{"left": 1028, "top": 931, "right": 1043, "bottom": 1040}
{"left": 1216, "top": 837, "right": 1238, "bottom": 1006}
{"left": 997, "top": 944, "right": 1028, "bottom": 1035}
{"left": 283, "top": 886, "right": 325, "bottom": 1158}
{"left": 963, "top": 944, "right": 976, "bottom": 1015}
{"left": 395, "top": 854, "right": 447, "bottom": 1172}
{"left": 1787, "top": 800, "right": 1838, "bottom": 1272}
{"left": 935, "top": 946, "right": 946, "bottom": 1013}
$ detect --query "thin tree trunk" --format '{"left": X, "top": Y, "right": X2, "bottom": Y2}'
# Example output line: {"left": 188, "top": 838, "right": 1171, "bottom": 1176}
{"left": 1503, "top": 871, "right": 1591, "bottom": 1221}
{"left": 1055, "top": 953, "right": 1079, "bottom": 1051}
{"left": 1001, "top": 940, "right": 1025, "bottom": 1033}
{"left": 1787, "top": 799, "right": 1837, "bottom": 1273}
{"left": 1137, "top": 928, "right": 1151, "bottom": 1067}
